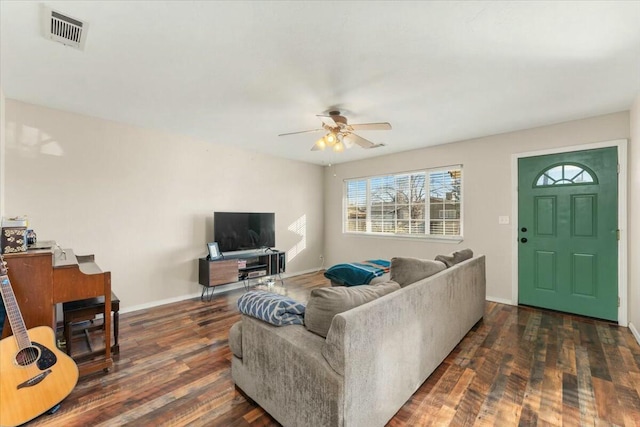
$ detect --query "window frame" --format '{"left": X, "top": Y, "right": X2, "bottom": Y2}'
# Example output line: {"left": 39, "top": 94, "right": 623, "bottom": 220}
{"left": 343, "top": 165, "right": 463, "bottom": 242}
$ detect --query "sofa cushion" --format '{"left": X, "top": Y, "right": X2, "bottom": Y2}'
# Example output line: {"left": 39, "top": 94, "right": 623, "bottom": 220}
{"left": 435, "top": 248, "right": 474, "bottom": 268}
{"left": 330, "top": 272, "right": 391, "bottom": 287}
{"left": 304, "top": 281, "right": 400, "bottom": 338}
{"left": 237, "top": 290, "right": 306, "bottom": 326}
{"left": 229, "top": 321, "right": 243, "bottom": 358}
{"left": 369, "top": 273, "right": 391, "bottom": 285}
{"left": 389, "top": 257, "right": 447, "bottom": 287}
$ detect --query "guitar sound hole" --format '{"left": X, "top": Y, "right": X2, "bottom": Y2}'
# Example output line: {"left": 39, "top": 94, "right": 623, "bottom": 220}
{"left": 15, "top": 346, "right": 41, "bottom": 367}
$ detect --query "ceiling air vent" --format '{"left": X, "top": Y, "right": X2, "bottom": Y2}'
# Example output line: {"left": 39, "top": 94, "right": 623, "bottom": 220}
{"left": 40, "top": 5, "right": 89, "bottom": 50}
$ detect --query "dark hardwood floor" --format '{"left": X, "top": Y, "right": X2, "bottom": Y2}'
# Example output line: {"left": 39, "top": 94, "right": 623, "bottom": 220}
{"left": 24, "top": 272, "right": 640, "bottom": 426}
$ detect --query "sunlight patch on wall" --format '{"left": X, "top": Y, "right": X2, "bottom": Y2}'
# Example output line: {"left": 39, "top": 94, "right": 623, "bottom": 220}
{"left": 287, "top": 214, "right": 307, "bottom": 262}
{"left": 7, "top": 122, "right": 63, "bottom": 156}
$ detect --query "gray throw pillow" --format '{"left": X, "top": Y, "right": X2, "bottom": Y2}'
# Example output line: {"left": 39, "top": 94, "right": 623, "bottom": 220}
{"left": 435, "top": 248, "right": 474, "bottom": 268}
{"left": 304, "top": 281, "right": 400, "bottom": 338}
{"left": 389, "top": 257, "right": 447, "bottom": 287}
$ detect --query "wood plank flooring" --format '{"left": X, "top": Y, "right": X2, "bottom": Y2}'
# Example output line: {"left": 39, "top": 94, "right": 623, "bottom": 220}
{"left": 23, "top": 272, "right": 640, "bottom": 426}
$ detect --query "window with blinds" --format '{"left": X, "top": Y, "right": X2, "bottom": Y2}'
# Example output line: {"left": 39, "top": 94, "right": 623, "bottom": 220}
{"left": 345, "top": 180, "right": 367, "bottom": 232}
{"left": 344, "top": 166, "right": 462, "bottom": 238}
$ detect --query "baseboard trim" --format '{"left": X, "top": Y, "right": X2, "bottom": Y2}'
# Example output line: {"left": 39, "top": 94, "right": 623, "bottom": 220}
{"left": 486, "top": 296, "right": 514, "bottom": 306}
{"left": 630, "top": 322, "right": 640, "bottom": 346}
{"left": 120, "top": 269, "right": 319, "bottom": 315}
{"left": 121, "top": 291, "right": 203, "bottom": 314}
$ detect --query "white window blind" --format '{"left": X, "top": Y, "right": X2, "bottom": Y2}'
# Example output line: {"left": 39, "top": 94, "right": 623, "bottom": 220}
{"left": 344, "top": 166, "right": 462, "bottom": 238}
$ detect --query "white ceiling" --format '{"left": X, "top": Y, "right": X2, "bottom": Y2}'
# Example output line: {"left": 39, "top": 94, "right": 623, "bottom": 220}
{"left": 2, "top": 1, "right": 639, "bottom": 165}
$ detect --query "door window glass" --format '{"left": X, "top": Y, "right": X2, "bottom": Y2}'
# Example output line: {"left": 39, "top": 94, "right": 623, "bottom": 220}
{"left": 534, "top": 163, "right": 596, "bottom": 187}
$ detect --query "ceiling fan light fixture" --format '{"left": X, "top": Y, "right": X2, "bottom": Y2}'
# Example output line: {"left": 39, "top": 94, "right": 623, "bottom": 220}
{"left": 325, "top": 132, "right": 337, "bottom": 146}
{"left": 278, "top": 111, "right": 392, "bottom": 153}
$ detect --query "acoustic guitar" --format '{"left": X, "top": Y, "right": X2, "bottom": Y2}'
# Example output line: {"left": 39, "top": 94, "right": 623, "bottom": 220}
{"left": 0, "top": 254, "right": 79, "bottom": 427}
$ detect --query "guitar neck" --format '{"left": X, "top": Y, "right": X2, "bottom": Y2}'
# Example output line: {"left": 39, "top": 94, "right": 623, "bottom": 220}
{"left": 0, "top": 256, "right": 31, "bottom": 350}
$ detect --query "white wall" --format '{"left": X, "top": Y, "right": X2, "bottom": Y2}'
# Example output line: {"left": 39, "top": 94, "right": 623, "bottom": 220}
{"left": 324, "top": 112, "right": 630, "bottom": 307}
{"left": 0, "top": 87, "right": 5, "bottom": 217}
{"left": 4, "top": 100, "right": 325, "bottom": 311}
{"left": 630, "top": 93, "right": 640, "bottom": 340}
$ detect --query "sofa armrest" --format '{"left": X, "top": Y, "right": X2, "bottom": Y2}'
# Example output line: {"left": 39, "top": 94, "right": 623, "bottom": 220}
{"left": 228, "top": 321, "right": 242, "bottom": 358}
{"left": 232, "top": 315, "right": 344, "bottom": 427}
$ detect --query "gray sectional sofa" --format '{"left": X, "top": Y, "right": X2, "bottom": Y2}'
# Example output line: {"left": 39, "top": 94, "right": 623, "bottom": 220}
{"left": 229, "top": 254, "right": 486, "bottom": 427}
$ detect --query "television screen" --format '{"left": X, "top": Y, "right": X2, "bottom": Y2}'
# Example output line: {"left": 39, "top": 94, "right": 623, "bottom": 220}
{"left": 214, "top": 212, "right": 275, "bottom": 253}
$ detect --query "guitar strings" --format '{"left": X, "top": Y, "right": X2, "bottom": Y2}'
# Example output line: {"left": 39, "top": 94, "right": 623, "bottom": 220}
{"left": 1, "top": 275, "right": 39, "bottom": 365}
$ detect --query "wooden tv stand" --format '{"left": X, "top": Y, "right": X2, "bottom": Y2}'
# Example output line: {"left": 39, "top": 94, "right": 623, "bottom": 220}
{"left": 198, "top": 250, "right": 286, "bottom": 301}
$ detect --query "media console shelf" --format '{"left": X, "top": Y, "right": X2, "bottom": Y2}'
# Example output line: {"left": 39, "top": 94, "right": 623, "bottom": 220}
{"left": 198, "top": 250, "right": 286, "bottom": 301}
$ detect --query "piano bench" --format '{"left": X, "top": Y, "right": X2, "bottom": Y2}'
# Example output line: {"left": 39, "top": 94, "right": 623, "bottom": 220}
{"left": 62, "top": 291, "right": 120, "bottom": 358}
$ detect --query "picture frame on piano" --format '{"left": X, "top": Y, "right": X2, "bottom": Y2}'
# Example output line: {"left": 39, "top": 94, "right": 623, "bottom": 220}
{"left": 207, "top": 242, "right": 221, "bottom": 260}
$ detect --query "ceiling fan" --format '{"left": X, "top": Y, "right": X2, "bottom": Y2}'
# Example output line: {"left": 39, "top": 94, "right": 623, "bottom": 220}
{"left": 278, "top": 110, "right": 392, "bottom": 152}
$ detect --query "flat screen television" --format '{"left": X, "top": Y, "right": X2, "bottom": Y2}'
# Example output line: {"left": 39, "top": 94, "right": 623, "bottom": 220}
{"left": 214, "top": 212, "right": 275, "bottom": 253}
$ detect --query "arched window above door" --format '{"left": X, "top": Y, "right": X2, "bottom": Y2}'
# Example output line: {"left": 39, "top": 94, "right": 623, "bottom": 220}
{"left": 534, "top": 163, "right": 597, "bottom": 187}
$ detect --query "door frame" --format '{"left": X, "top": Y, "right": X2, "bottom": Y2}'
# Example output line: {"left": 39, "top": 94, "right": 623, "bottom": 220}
{"left": 511, "top": 139, "right": 628, "bottom": 325}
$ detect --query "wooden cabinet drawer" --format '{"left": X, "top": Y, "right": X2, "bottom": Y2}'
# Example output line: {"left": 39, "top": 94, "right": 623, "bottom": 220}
{"left": 199, "top": 258, "right": 239, "bottom": 286}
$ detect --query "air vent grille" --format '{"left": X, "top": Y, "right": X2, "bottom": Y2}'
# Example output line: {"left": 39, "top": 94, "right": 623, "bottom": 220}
{"left": 41, "top": 6, "right": 88, "bottom": 50}
{"left": 51, "top": 11, "right": 83, "bottom": 44}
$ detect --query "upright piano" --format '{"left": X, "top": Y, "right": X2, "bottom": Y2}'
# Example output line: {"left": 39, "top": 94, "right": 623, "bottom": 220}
{"left": 1, "top": 247, "right": 112, "bottom": 376}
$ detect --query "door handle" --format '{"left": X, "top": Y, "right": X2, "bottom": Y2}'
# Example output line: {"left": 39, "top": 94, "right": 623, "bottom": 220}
{"left": 520, "top": 238, "right": 528, "bottom": 243}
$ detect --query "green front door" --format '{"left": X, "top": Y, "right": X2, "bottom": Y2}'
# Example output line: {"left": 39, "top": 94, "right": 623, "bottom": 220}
{"left": 518, "top": 147, "right": 618, "bottom": 321}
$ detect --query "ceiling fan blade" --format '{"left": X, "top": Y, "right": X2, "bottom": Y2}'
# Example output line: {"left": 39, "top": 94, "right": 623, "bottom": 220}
{"left": 278, "top": 128, "right": 324, "bottom": 137}
{"left": 310, "top": 142, "right": 322, "bottom": 151}
{"left": 317, "top": 115, "right": 337, "bottom": 128}
{"left": 344, "top": 133, "right": 378, "bottom": 149}
{"left": 348, "top": 122, "right": 392, "bottom": 131}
